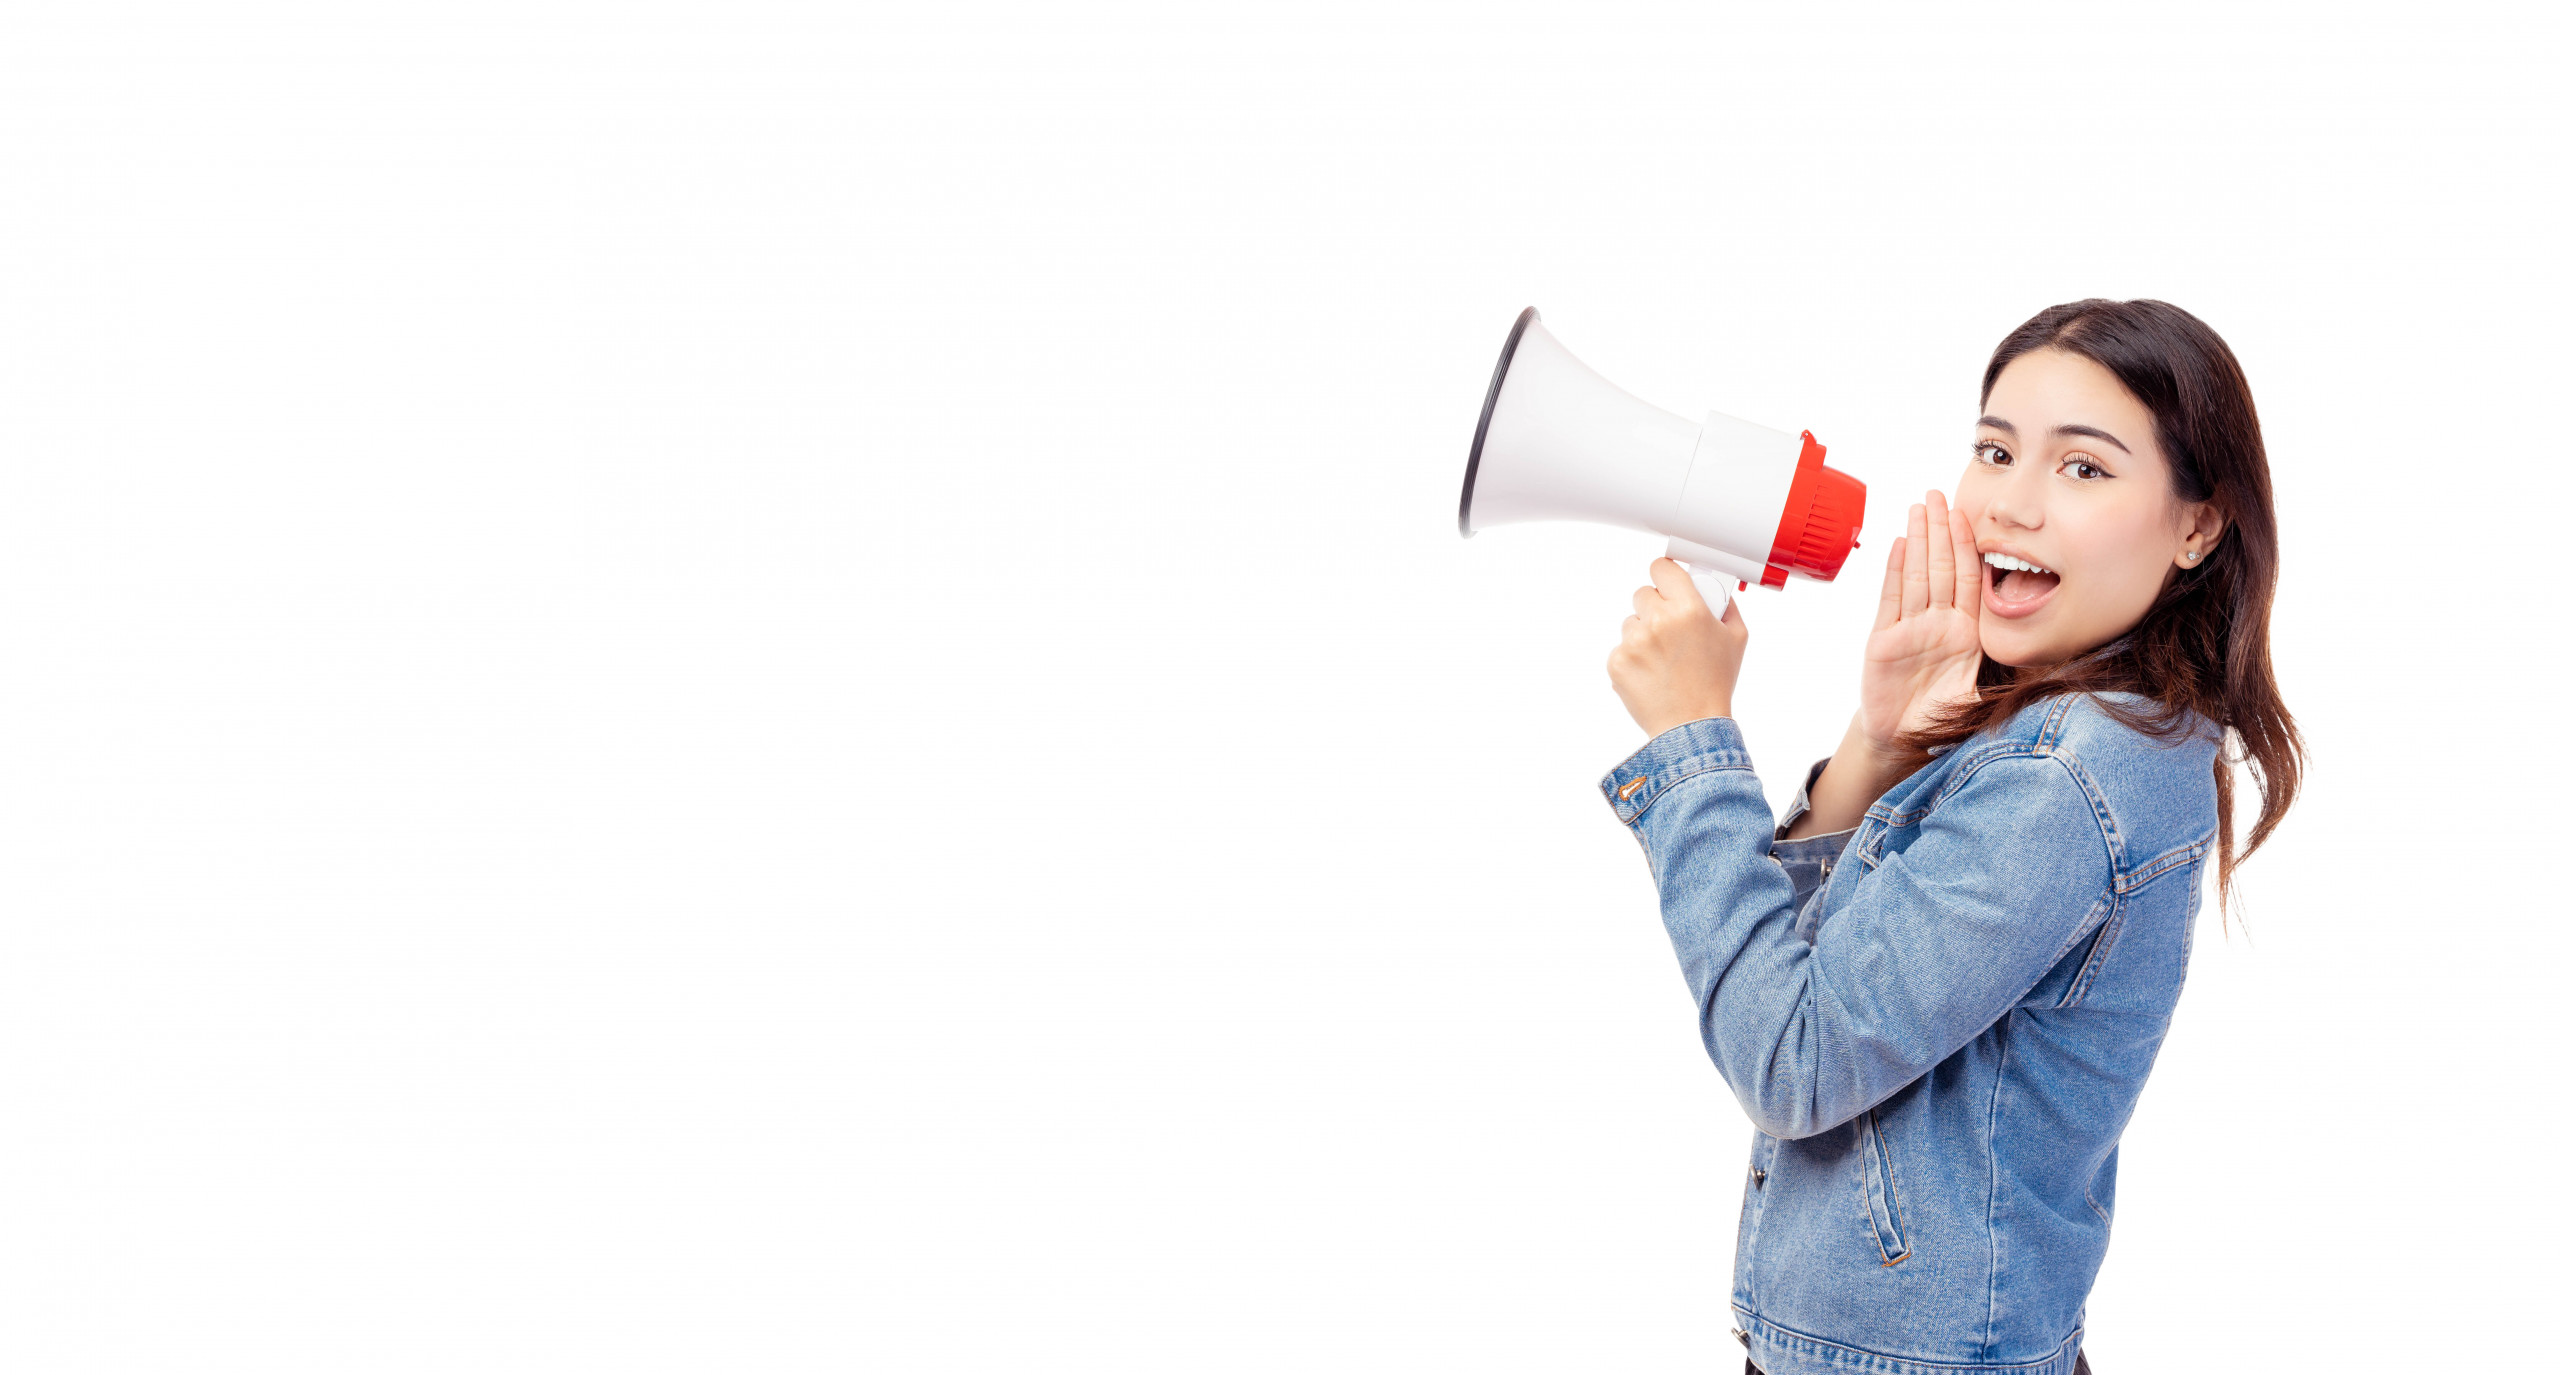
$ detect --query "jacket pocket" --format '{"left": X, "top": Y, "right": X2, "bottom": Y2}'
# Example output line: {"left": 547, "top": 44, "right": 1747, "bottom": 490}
{"left": 1858, "top": 1109, "right": 1914, "bottom": 1266}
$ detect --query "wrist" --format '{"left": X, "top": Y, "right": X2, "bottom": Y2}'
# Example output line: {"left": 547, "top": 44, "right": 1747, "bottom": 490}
{"left": 1835, "top": 715, "right": 1889, "bottom": 775}
{"left": 1817, "top": 718, "right": 1899, "bottom": 807}
{"left": 1645, "top": 701, "right": 1732, "bottom": 738}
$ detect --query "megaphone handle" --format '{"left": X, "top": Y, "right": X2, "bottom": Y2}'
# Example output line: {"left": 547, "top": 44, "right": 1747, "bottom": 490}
{"left": 1676, "top": 559, "right": 1734, "bottom": 618}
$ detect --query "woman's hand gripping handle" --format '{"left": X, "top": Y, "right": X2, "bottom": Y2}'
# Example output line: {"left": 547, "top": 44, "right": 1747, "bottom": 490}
{"left": 1608, "top": 557, "right": 1747, "bottom": 741}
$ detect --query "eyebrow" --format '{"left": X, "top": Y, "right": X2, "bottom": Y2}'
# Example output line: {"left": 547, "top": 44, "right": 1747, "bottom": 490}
{"left": 1975, "top": 415, "right": 2133, "bottom": 456}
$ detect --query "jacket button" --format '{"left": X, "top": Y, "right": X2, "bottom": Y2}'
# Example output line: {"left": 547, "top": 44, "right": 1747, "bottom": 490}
{"left": 1732, "top": 1328, "right": 1750, "bottom": 1348}
{"left": 1752, "top": 1167, "right": 1767, "bottom": 1188}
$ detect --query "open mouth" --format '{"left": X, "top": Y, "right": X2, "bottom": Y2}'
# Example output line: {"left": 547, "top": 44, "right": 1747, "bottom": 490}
{"left": 1982, "top": 550, "right": 2061, "bottom": 617}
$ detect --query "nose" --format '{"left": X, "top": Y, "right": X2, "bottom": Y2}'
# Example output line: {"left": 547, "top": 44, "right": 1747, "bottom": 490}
{"left": 1983, "top": 487, "right": 2041, "bottom": 531}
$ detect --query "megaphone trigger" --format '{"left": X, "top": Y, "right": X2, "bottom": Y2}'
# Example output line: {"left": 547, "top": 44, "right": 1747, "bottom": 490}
{"left": 1668, "top": 543, "right": 1735, "bottom": 619}
{"left": 1663, "top": 536, "right": 1758, "bottom": 622}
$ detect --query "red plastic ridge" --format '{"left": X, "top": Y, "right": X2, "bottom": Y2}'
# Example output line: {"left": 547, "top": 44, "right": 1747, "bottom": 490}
{"left": 1765, "top": 430, "right": 1865, "bottom": 583}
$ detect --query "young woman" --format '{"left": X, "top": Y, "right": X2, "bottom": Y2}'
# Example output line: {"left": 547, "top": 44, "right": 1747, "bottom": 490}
{"left": 1597, "top": 299, "right": 2300, "bottom": 1375}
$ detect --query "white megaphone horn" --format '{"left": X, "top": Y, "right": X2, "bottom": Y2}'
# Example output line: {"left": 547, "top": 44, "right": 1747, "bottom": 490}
{"left": 1459, "top": 307, "right": 1866, "bottom": 615}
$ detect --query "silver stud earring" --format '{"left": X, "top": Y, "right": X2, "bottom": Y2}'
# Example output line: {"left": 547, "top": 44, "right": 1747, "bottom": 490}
{"left": 2183, "top": 550, "right": 2200, "bottom": 561}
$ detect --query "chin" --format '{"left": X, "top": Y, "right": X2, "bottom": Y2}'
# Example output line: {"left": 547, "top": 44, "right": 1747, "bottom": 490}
{"left": 1978, "top": 625, "right": 2059, "bottom": 671}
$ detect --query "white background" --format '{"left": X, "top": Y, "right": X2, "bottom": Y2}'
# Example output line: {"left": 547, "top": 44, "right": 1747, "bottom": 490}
{"left": 1, "top": 3, "right": 2552, "bottom": 1371}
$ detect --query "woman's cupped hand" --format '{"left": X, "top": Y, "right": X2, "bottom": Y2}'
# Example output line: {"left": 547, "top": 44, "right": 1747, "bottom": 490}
{"left": 1858, "top": 490, "right": 1985, "bottom": 755}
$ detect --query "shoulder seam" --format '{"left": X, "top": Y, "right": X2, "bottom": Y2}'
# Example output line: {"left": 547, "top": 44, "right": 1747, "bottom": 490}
{"left": 2032, "top": 695, "right": 2076, "bottom": 754}
{"left": 2045, "top": 744, "right": 2129, "bottom": 875}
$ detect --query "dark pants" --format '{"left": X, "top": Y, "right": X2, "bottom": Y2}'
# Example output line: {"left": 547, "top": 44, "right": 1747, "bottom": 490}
{"left": 1748, "top": 1354, "right": 2090, "bottom": 1374}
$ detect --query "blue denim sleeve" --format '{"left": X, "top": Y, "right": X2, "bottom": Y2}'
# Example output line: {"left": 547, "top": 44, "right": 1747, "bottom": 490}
{"left": 1597, "top": 718, "right": 2112, "bottom": 1140}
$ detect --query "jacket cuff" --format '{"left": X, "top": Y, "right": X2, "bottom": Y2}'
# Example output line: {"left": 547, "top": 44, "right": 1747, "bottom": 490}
{"left": 1771, "top": 754, "right": 1856, "bottom": 868}
{"left": 1596, "top": 717, "right": 1754, "bottom": 825}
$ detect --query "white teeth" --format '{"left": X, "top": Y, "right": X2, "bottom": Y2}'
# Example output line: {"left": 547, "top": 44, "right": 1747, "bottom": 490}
{"left": 1983, "top": 551, "right": 2053, "bottom": 575}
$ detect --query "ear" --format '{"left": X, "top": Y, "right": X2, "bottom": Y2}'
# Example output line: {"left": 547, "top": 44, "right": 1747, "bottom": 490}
{"left": 2180, "top": 499, "right": 2229, "bottom": 560}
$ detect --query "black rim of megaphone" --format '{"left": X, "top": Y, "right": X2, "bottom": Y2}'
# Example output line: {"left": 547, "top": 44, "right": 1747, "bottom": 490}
{"left": 1459, "top": 306, "right": 1539, "bottom": 537}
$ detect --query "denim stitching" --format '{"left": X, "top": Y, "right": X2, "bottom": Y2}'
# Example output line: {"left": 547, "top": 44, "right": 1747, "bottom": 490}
{"left": 2034, "top": 696, "right": 2073, "bottom": 753}
{"left": 1738, "top": 1136, "right": 1768, "bottom": 1312}
{"left": 1734, "top": 1307, "right": 2085, "bottom": 1375}
{"left": 2047, "top": 744, "right": 2128, "bottom": 873}
{"left": 1857, "top": 747, "right": 2098, "bottom": 882}
{"left": 2057, "top": 893, "right": 2125, "bottom": 1009}
{"left": 1857, "top": 1112, "right": 1888, "bottom": 1262}
{"left": 1932, "top": 741, "right": 2037, "bottom": 805}
{"left": 1981, "top": 1020, "right": 2009, "bottom": 1359}
{"left": 1858, "top": 1110, "right": 1914, "bottom": 1265}
{"left": 1615, "top": 756, "right": 1753, "bottom": 825}
{"left": 1878, "top": 1111, "right": 1915, "bottom": 1266}
{"left": 2177, "top": 856, "right": 2203, "bottom": 987}
{"left": 2119, "top": 839, "right": 2205, "bottom": 895}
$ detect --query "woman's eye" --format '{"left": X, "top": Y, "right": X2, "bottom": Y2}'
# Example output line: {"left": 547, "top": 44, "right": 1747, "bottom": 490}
{"left": 1972, "top": 442, "right": 2011, "bottom": 466}
{"left": 2066, "top": 459, "right": 2110, "bottom": 481}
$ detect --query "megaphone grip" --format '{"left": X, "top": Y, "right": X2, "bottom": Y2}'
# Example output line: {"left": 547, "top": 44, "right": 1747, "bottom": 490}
{"left": 1666, "top": 543, "right": 1735, "bottom": 618}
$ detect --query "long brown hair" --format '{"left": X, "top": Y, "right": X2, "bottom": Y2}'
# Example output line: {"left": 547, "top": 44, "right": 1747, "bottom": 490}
{"left": 1901, "top": 299, "right": 2302, "bottom": 911}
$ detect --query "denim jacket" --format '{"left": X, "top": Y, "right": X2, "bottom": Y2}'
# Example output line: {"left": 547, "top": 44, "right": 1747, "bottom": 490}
{"left": 1597, "top": 692, "right": 2219, "bottom": 1375}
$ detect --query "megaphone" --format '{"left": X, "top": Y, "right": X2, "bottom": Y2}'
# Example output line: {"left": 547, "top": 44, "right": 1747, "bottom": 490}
{"left": 1459, "top": 307, "right": 1866, "bottom": 615}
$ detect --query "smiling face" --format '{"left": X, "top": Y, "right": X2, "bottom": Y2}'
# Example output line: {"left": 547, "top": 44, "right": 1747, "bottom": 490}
{"left": 1956, "top": 347, "right": 2226, "bottom": 668}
